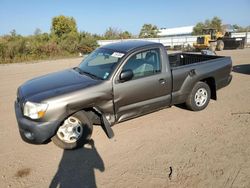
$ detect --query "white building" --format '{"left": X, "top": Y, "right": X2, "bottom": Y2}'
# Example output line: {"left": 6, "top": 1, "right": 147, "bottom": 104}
{"left": 158, "top": 26, "right": 194, "bottom": 37}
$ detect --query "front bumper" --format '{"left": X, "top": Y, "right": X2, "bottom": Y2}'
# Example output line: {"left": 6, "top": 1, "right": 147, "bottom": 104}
{"left": 14, "top": 101, "right": 60, "bottom": 144}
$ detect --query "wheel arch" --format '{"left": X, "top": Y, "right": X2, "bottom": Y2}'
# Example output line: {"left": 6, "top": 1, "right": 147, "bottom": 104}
{"left": 201, "top": 77, "right": 217, "bottom": 100}
{"left": 82, "top": 107, "right": 115, "bottom": 139}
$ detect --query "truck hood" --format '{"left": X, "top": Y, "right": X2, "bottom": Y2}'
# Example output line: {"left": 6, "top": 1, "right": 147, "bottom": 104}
{"left": 18, "top": 68, "right": 102, "bottom": 102}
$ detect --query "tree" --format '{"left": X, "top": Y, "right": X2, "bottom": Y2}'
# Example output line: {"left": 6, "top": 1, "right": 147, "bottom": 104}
{"left": 104, "top": 27, "right": 121, "bottom": 39}
{"left": 77, "top": 31, "right": 98, "bottom": 54}
{"left": 232, "top": 24, "right": 240, "bottom": 30}
{"left": 210, "top": 16, "right": 222, "bottom": 31}
{"left": 192, "top": 16, "right": 222, "bottom": 35}
{"left": 34, "top": 28, "right": 42, "bottom": 35}
{"left": 139, "top": 24, "right": 158, "bottom": 38}
{"left": 119, "top": 31, "right": 132, "bottom": 39}
{"left": 192, "top": 22, "right": 205, "bottom": 35}
{"left": 51, "top": 15, "right": 78, "bottom": 38}
{"left": 59, "top": 32, "right": 79, "bottom": 53}
{"left": 10, "top": 29, "right": 17, "bottom": 37}
{"left": 103, "top": 28, "right": 133, "bottom": 39}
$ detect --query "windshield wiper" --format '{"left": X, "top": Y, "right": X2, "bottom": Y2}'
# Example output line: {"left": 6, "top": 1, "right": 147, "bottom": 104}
{"left": 81, "top": 71, "right": 102, "bottom": 80}
{"left": 73, "top": 67, "right": 102, "bottom": 80}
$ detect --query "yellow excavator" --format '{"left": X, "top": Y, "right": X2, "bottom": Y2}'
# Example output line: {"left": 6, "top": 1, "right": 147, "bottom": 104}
{"left": 193, "top": 28, "right": 225, "bottom": 51}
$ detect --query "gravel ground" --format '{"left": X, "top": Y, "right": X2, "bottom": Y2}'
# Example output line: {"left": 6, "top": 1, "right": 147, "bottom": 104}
{"left": 0, "top": 49, "right": 250, "bottom": 188}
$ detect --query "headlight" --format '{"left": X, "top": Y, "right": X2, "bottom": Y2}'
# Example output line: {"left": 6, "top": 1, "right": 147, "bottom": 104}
{"left": 23, "top": 101, "right": 48, "bottom": 119}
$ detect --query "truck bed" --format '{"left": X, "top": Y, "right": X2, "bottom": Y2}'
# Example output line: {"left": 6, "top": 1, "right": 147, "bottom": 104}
{"left": 168, "top": 52, "right": 232, "bottom": 105}
{"left": 168, "top": 53, "right": 224, "bottom": 68}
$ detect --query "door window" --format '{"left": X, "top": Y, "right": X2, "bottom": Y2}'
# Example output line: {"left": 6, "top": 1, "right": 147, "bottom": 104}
{"left": 122, "top": 48, "right": 161, "bottom": 80}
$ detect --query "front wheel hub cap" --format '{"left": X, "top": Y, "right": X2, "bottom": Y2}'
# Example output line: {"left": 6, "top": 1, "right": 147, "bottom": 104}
{"left": 57, "top": 116, "right": 83, "bottom": 143}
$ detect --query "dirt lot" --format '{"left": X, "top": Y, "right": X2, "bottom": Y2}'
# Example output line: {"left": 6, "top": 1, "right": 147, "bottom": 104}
{"left": 0, "top": 49, "right": 250, "bottom": 188}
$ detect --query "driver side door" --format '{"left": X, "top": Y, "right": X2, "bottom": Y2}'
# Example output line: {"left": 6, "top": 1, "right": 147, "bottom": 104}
{"left": 113, "top": 48, "right": 172, "bottom": 122}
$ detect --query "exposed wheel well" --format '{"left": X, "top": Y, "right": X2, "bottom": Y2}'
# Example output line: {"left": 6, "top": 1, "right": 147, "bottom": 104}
{"left": 201, "top": 77, "right": 217, "bottom": 100}
{"left": 83, "top": 108, "right": 115, "bottom": 138}
{"left": 84, "top": 108, "right": 102, "bottom": 125}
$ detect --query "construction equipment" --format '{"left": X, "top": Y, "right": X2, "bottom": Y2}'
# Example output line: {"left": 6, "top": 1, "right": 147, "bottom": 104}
{"left": 222, "top": 32, "right": 246, "bottom": 50}
{"left": 193, "top": 28, "right": 246, "bottom": 51}
{"left": 193, "top": 28, "right": 224, "bottom": 51}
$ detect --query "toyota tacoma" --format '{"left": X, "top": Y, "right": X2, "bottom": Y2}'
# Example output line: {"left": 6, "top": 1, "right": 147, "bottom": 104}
{"left": 15, "top": 41, "right": 232, "bottom": 149}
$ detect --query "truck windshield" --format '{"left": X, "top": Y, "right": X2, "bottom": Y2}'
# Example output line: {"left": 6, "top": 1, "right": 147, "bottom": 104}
{"left": 78, "top": 48, "right": 125, "bottom": 80}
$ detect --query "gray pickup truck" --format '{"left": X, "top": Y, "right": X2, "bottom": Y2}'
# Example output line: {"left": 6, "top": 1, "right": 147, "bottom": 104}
{"left": 15, "top": 41, "right": 232, "bottom": 149}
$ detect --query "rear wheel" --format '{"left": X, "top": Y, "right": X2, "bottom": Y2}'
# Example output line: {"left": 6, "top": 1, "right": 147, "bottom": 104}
{"left": 186, "top": 82, "right": 211, "bottom": 111}
{"left": 52, "top": 111, "right": 93, "bottom": 150}
{"left": 216, "top": 40, "right": 224, "bottom": 51}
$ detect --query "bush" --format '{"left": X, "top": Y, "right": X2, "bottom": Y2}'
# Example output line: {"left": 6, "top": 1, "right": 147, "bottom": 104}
{"left": 78, "top": 35, "right": 98, "bottom": 54}
{"left": 0, "top": 15, "right": 101, "bottom": 64}
{"left": 59, "top": 32, "right": 79, "bottom": 54}
{"left": 0, "top": 31, "right": 99, "bottom": 63}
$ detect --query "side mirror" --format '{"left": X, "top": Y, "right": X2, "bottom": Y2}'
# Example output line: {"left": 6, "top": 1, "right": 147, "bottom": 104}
{"left": 119, "top": 69, "right": 133, "bottom": 82}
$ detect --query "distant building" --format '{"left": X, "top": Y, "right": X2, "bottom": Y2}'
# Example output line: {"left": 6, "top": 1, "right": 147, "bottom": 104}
{"left": 158, "top": 26, "right": 194, "bottom": 37}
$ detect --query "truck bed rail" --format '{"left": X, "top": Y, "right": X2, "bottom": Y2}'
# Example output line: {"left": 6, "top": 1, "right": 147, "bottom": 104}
{"left": 169, "top": 53, "right": 223, "bottom": 67}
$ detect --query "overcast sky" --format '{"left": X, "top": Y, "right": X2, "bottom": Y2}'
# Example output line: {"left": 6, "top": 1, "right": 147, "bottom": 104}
{"left": 0, "top": 0, "right": 249, "bottom": 36}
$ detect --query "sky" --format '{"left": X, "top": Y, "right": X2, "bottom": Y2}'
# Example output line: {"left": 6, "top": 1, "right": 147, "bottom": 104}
{"left": 0, "top": 0, "right": 250, "bottom": 36}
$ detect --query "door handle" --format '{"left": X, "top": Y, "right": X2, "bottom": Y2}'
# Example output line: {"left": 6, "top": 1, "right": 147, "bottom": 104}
{"left": 159, "top": 78, "right": 166, "bottom": 85}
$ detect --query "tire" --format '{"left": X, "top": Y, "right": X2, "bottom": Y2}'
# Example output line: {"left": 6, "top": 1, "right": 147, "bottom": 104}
{"left": 185, "top": 82, "right": 211, "bottom": 111}
{"left": 52, "top": 111, "right": 93, "bottom": 150}
{"left": 209, "top": 42, "right": 216, "bottom": 52}
{"left": 216, "top": 40, "right": 224, "bottom": 51}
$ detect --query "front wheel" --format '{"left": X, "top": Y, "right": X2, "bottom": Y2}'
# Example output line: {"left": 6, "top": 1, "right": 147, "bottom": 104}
{"left": 52, "top": 111, "right": 93, "bottom": 150}
{"left": 185, "top": 82, "right": 211, "bottom": 111}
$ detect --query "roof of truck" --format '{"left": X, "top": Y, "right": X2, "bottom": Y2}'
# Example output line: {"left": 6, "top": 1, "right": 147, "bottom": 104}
{"left": 102, "top": 40, "right": 160, "bottom": 53}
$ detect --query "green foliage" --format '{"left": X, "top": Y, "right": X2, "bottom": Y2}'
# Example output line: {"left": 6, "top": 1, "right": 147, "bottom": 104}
{"left": 0, "top": 15, "right": 102, "bottom": 64}
{"left": 59, "top": 32, "right": 79, "bottom": 54}
{"left": 51, "top": 15, "right": 78, "bottom": 38}
{"left": 192, "top": 17, "right": 222, "bottom": 35}
{"left": 192, "top": 22, "right": 205, "bottom": 35}
{"left": 0, "top": 29, "right": 100, "bottom": 64}
{"left": 78, "top": 32, "right": 98, "bottom": 54}
{"left": 10, "top": 29, "right": 17, "bottom": 37}
{"left": 2, "top": 14, "right": 248, "bottom": 64}
{"left": 210, "top": 17, "right": 222, "bottom": 31}
{"left": 139, "top": 24, "right": 158, "bottom": 38}
{"left": 104, "top": 27, "right": 120, "bottom": 39}
{"left": 103, "top": 27, "right": 132, "bottom": 40}
{"left": 34, "top": 28, "right": 42, "bottom": 35}
{"left": 119, "top": 31, "right": 132, "bottom": 39}
{"left": 0, "top": 41, "right": 7, "bottom": 61}
{"left": 0, "top": 35, "right": 31, "bottom": 63}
